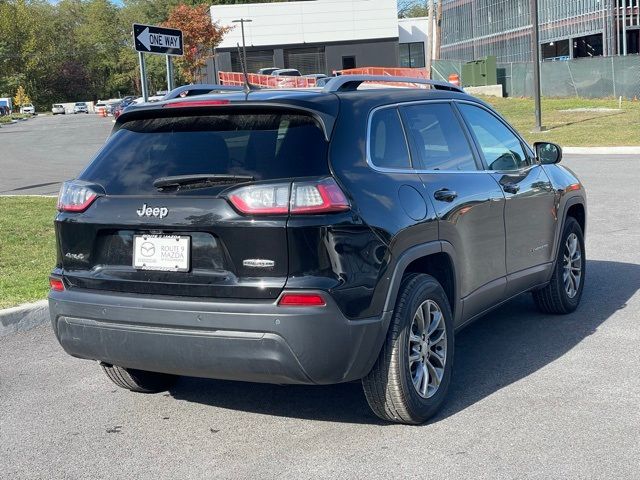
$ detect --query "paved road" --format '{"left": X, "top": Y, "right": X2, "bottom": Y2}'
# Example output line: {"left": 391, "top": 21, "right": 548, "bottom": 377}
{"left": 0, "top": 114, "right": 113, "bottom": 195}
{"left": 1, "top": 119, "right": 640, "bottom": 478}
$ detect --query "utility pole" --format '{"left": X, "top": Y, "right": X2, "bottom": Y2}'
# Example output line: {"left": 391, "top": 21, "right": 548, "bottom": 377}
{"left": 434, "top": 0, "right": 443, "bottom": 60}
{"left": 426, "top": 0, "right": 435, "bottom": 78}
{"left": 622, "top": 0, "right": 628, "bottom": 55}
{"left": 232, "top": 18, "right": 253, "bottom": 72}
{"left": 530, "top": 0, "right": 543, "bottom": 132}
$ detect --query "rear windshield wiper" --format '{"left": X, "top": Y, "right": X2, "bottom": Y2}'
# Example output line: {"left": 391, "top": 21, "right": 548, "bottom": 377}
{"left": 153, "top": 174, "right": 254, "bottom": 191}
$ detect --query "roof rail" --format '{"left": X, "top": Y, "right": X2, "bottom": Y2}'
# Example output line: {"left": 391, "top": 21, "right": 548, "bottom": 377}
{"left": 322, "top": 75, "right": 465, "bottom": 94}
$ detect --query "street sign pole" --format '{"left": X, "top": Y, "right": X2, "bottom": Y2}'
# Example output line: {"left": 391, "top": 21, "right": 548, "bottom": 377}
{"left": 166, "top": 55, "right": 174, "bottom": 92}
{"left": 138, "top": 51, "right": 149, "bottom": 102}
{"left": 530, "top": 0, "right": 544, "bottom": 132}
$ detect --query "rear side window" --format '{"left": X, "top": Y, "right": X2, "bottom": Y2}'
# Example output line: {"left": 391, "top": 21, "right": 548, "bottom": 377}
{"left": 400, "top": 103, "right": 477, "bottom": 171}
{"left": 369, "top": 108, "right": 411, "bottom": 170}
{"left": 79, "top": 112, "right": 329, "bottom": 194}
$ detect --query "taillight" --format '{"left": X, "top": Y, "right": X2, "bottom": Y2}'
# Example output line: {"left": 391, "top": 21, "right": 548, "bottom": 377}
{"left": 228, "top": 183, "right": 290, "bottom": 215}
{"left": 49, "top": 277, "right": 65, "bottom": 292}
{"left": 278, "top": 293, "right": 326, "bottom": 307}
{"left": 227, "top": 178, "right": 349, "bottom": 215}
{"left": 291, "top": 178, "right": 349, "bottom": 214}
{"left": 57, "top": 181, "right": 100, "bottom": 212}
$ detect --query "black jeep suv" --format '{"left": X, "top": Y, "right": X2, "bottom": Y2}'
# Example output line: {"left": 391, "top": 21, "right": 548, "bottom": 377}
{"left": 49, "top": 76, "right": 586, "bottom": 424}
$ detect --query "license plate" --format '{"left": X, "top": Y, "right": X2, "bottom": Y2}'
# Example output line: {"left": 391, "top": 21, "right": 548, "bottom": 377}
{"left": 133, "top": 235, "right": 190, "bottom": 272}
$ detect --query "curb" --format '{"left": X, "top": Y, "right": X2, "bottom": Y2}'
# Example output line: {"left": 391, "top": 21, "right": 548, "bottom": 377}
{"left": 564, "top": 146, "right": 640, "bottom": 155}
{"left": 0, "top": 300, "right": 49, "bottom": 337}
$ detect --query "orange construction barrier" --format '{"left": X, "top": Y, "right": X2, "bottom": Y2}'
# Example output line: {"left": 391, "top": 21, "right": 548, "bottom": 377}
{"left": 218, "top": 71, "right": 317, "bottom": 88}
{"left": 448, "top": 73, "right": 461, "bottom": 86}
{"left": 335, "top": 66, "right": 429, "bottom": 79}
{"left": 334, "top": 67, "right": 431, "bottom": 88}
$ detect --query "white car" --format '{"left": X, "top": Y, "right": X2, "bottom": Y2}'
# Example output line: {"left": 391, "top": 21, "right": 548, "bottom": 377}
{"left": 20, "top": 104, "right": 35, "bottom": 115}
{"left": 73, "top": 102, "right": 88, "bottom": 114}
{"left": 52, "top": 104, "right": 65, "bottom": 115}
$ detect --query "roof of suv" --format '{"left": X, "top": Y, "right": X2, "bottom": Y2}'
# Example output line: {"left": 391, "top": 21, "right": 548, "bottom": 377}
{"left": 116, "top": 77, "right": 485, "bottom": 138}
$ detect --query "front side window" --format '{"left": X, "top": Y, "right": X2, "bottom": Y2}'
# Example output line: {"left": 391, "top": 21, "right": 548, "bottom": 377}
{"left": 400, "top": 103, "right": 477, "bottom": 171}
{"left": 458, "top": 104, "right": 530, "bottom": 171}
{"left": 369, "top": 108, "right": 411, "bottom": 170}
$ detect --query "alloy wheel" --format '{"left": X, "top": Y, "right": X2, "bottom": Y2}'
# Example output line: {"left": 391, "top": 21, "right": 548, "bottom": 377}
{"left": 563, "top": 232, "right": 582, "bottom": 299}
{"left": 408, "top": 299, "right": 447, "bottom": 399}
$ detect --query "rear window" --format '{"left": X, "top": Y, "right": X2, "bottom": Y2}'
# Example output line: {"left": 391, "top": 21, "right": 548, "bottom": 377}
{"left": 79, "top": 112, "right": 329, "bottom": 195}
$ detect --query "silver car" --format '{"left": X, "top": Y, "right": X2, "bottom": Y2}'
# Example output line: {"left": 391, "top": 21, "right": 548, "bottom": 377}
{"left": 52, "top": 104, "right": 65, "bottom": 115}
{"left": 73, "top": 102, "right": 88, "bottom": 114}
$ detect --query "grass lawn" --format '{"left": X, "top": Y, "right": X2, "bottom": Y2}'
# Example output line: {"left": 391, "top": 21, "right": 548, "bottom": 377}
{"left": 0, "top": 196, "right": 57, "bottom": 309}
{"left": 481, "top": 96, "right": 640, "bottom": 147}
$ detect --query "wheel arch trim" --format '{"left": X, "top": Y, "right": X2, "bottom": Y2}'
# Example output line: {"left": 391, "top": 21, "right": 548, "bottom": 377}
{"left": 383, "top": 241, "right": 460, "bottom": 321}
{"left": 552, "top": 195, "right": 586, "bottom": 268}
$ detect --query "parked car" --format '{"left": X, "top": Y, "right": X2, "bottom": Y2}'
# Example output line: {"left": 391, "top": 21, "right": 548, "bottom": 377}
{"left": 0, "top": 97, "right": 13, "bottom": 115}
{"left": 257, "top": 67, "right": 280, "bottom": 75}
{"left": 271, "top": 68, "right": 301, "bottom": 77}
{"left": 95, "top": 102, "right": 107, "bottom": 115}
{"left": 112, "top": 97, "right": 136, "bottom": 120}
{"left": 49, "top": 75, "right": 587, "bottom": 424}
{"left": 304, "top": 73, "right": 328, "bottom": 80}
{"left": 73, "top": 102, "right": 88, "bottom": 114}
{"left": 20, "top": 103, "right": 35, "bottom": 115}
{"left": 304, "top": 74, "right": 329, "bottom": 86}
{"left": 52, "top": 104, "right": 66, "bottom": 115}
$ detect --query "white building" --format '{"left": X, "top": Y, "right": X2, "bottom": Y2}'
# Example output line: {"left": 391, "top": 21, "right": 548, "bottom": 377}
{"left": 398, "top": 16, "right": 432, "bottom": 68}
{"left": 208, "top": 0, "right": 402, "bottom": 77}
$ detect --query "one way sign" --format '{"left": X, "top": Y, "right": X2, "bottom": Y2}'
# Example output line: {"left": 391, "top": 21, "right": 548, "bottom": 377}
{"left": 133, "top": 23, "right": 183, "bottom": 56}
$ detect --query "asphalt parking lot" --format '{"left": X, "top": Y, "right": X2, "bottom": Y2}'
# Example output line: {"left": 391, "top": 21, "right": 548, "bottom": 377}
{"left": 1, "top": 114, "right": 639, "bottom": 479}
{"left": 0, "top": 114, "right": 113, "bottom": 195}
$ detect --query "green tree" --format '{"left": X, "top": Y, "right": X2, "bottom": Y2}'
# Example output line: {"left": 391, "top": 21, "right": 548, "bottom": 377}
{"left": 398, "top": 1, "right": 429, "bottom": 18}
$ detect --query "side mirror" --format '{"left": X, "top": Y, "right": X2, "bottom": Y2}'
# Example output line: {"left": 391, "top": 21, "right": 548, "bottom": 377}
{"left": 534, "top": 142, "right": 562, "bottom": 165}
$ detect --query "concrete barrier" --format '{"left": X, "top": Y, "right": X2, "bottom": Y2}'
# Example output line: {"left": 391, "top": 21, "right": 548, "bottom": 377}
{"left": 464, "top": 84, "right": 504, "bottom": 97}
{"left": 0, "top": 300, "right": 49, "bottom": 337}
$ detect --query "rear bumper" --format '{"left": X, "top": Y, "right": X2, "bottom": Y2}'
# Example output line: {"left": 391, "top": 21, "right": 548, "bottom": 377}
{"left": 49, "top": 289, "right": 390, "bottom": 385}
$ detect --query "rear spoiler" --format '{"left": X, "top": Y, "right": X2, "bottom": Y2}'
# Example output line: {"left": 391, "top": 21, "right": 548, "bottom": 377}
{"left": 114, "top": 101, "right": 338, "bottom": 142}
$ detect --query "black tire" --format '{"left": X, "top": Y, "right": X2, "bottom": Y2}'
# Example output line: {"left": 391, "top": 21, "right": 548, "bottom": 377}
{"left": 533, "top": 217, "right": 585, "bottom": 314}
{"left": 101, "top": 363, "right": 177, "bottom": 393}
{"left": 362, "top": 273, "right": 454, "bottom": 424}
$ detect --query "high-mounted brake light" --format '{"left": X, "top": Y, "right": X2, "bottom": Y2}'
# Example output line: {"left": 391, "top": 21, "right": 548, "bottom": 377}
{"left": 49, "top": 277, "right": 65, "bottom": 292}
{"left": 227, "top": 178, "right": 349, "bottom": 216}
{"left": 164, "top": 99, "right": 231, "bottom": 108}
{"left": 57, "top": 181, "right": 100, "bottom": 212}
{"left": 278, "top": 293, "right": 326, "bottom": 307}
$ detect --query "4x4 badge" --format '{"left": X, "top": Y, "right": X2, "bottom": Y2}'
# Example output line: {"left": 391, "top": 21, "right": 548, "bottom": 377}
{"left": 136, "top": 203, "right": 168, "bottom": 219}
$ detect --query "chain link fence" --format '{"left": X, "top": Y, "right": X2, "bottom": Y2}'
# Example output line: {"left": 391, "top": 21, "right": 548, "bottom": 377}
{"left": 432, "top": 55, "right": 640, "bottom": 99}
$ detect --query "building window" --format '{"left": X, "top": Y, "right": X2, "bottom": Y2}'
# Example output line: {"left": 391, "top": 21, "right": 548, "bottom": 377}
{"left": 573, "top": 34, "right": 603, "bottom": 58}
{"left": 342, "top": 56, "right": 356, "bottom": 70}
{"left": 399, "top": 42, "right": 425, "bottom": 68}
{"left": 542, "top": 40, "right": 570, "bottom": 61}
{"left": 284, "top": 47, "right": 326, "bottom": 75}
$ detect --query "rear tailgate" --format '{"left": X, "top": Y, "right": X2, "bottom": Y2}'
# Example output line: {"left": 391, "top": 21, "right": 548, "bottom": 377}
{"left": 56, "top": 105, "right": 334, "bottom": 299}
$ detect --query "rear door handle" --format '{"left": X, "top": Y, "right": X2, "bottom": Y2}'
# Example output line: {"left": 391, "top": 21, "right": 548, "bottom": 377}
{"left": 434, "top": 188, "right": 458, "bottom": 202}
{"left": 503, "top": 183, "right": 520, "bottom": 194}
